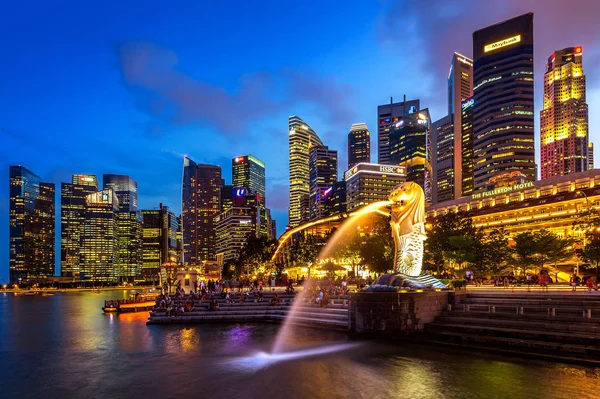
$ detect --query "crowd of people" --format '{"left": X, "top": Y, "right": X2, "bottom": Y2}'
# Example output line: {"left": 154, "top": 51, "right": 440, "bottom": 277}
{"left": 152, "top": 275, "right": 355, "bottom": 316}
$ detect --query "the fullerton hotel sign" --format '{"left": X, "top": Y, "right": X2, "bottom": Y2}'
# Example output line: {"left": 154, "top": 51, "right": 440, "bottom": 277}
{"left": 471, "top": 181, "right": 534, "bottom": 200}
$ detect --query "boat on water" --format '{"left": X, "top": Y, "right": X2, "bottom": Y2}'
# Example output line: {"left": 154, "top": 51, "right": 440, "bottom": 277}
{"left": 102, "top": 291, "right": 159, "bottom": 313}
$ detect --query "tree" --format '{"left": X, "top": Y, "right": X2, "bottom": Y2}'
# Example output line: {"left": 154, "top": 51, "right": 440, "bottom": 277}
{"left": 237, "top": 235, "right": 278, "bottom": 276}
{"left": 576, "top": 228, "right": 600, "bottom": 278}
{"left": 512, "top": 230, "right": 573, "bottom": 273}
{"left": 443, "top": 235, "right": 477, "bottom": 271}
{"left": 471, "top": 228, "right": 512, "bottom": 277}
{"left": 425, "top": 211, "right": 477, "bottom": 273}
{"left": 334, "top": 234, "right": 364, "bottom": 277}
{"left": 288, "top": 233, "right": 324, "bottom": 278}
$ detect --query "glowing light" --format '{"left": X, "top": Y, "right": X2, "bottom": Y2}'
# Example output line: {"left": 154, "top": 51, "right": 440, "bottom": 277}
{"left": 484, "top": 35, "right": 521, "bottom": 53}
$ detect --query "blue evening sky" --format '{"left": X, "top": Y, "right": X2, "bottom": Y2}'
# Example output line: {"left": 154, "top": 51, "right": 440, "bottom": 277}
{"left": 1, "top": 0, "right": 599, "bottom": 282}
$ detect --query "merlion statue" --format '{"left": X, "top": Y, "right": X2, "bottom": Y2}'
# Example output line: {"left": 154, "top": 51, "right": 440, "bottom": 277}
{"left": 388, "top": 182, "right": 426, "bottom": 276}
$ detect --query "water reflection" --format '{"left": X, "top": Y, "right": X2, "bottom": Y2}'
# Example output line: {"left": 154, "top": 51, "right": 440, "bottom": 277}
{"left": 0, "top": 292, "right": 598, "bottom": 399}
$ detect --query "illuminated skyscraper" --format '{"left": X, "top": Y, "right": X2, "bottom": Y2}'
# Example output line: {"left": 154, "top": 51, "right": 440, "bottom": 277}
{"left": 288, "top": 115, "right": 323, "bottom": 227}
{"left": 472, "top": 13, "right": 535, "bottom": 191}
{"left": 214, "top": 191, "right": 260, "bottom": 263}
{"left": 443, "top": 53, "right": 474, "bottom": 199}
{"left": 232, "top": 155, "right": 266, "bottom": 201}
{"left": 589, "top": 142, "right": 594, "bottom": 170}
{"left": 540, "top": 46, "right": 588, "bottom": 179}
{"left": 348, "top": 123, "right": 370, "bottom": 169}
{"left": 432, "top": 115, "right": 454, "bottom": 204}
{"left": 80, "top": 189, "right": 119, "bottom": 283}
{"left": 61, "top": 174, "right": 98, "bottom": 278}
{"left": 389, "top": 111, "right": 432, "bottom": 203}
{"left": 461, "top": 97, "right": 475, "bottom": 196}
{"left": 141, "top": 204, "right": 180, "bottom": 282}
{"left": 309, "top": 145, "right": 338, "bottom": 221}
{"left": 377, "top": 98, "right": 420, "bottom": 165}
{"left": 103, "top": 174, "right": 138, "bottom": 212}
{"left": 182, "top": 157, "right": 223, "bottom": 265}
{"left": 9, "top": 166, "right": 55, "bottom": 282}
{"left": 344, "top": 163, "right": 406, "bottom": 212}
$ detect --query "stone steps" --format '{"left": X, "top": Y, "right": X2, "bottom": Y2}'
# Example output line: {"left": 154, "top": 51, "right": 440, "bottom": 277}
{"left": 435, "top": 315, "right": 600, "bottom": 336}
{"left": 419, "top": 332, "right": 600, "bottom": 364}
{"left": 427, "top": 321, "right": 600, "bottom": 346}
{"left": 147, "top": 300, "right": 350, "bottom": 329}
{"left": 440, "top": 310, "right": 600, "bottom": 324}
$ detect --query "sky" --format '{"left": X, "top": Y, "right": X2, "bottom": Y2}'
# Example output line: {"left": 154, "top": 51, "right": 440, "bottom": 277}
{"left": 1, "top": 0, "right": 600, "bottom": 283}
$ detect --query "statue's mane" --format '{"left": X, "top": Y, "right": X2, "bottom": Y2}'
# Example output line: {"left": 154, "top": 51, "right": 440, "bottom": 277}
{"left": 390, "top": 182, "right": 425, "bottom": 236}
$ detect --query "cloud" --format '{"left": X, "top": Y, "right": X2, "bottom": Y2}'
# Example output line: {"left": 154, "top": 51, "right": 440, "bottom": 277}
{"left": 284, "top": 70, "right": 357, "bottom": 126}
{"left": 117, "top": 42, "right": 282, "bottom": 135}
{"left": 116, "top": 42, "right": 358, "bottom": 136}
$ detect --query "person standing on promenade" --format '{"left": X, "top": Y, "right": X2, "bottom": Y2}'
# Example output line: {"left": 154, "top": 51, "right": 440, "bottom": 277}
{"left": 570, "top": 273, "right": 578, "bottom": 292}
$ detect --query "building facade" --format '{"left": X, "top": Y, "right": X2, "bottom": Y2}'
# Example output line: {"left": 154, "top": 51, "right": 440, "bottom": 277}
{"left": 289, "top": 115, "right": 324, "bottom": 227}
{"left": 589, "top": 142, "right": 594, "bottom": 170}
{"left": 214, "top": 192, "right": 260, "bottom": 263}
{"left": 232, "top": 155, "right": 266, "bottom": 201}
{"left": 348, "top": 123, "right": 370, "bottom": 169}
{"left": 61, "top": 174, "right": 98, "bottom": 278}
{"left": 103, "top": 174, "right": 138, "bottom": 212}
{"left": 141, "top": 204, "right": 180, "bottom": 282}
{"left": 540, "top": 46, "right": 588, "bottom": 179}
{"left": 428, "top": 170, "right": 600, "bottom": 250}
{"left": 472, "top": 13, "right": 535, "bottom": 192}
{"left": 344, "top": 163, "right": 406, "bottom": 212}
{"left": 377, "top": 98, "right": 420, "bottom": 165}
{"left": 309, "top": 145, "right": 338, "bottom": 221}
{"left": 461, "top": 97, "right": 476, "bottom": 196}
{"left": 389, "top": 111, "right": 431, "bottom": 202}
{"left": 182, "top": 157, "right": 223, "bottom": 265}
{"left": 9, "top": 166, "right": 55, "bottom": 282}
{"left": 447, "top": 53, "right": 474, "bottom": 198}
{"left": 80, "top": 189, "right": 119, "bottom": 282}
{"left": 432, "top": 114, "right": 455, "bottom": 204}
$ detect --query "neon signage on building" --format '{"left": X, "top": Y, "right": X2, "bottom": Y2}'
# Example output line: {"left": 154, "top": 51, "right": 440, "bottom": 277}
{"left": 471, "top": 181, "right": 534, "bottom": 199}
{"left": 484, "top": 35, "right": 521, "bottom": 53}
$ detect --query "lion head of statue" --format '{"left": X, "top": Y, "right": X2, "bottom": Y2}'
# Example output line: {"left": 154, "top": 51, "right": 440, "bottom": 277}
{"left": 388, "top": 182, "right": 426, "bottom": 236}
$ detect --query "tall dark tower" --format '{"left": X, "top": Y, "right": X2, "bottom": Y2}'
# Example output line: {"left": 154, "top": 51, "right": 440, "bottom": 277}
{"left": 377, "top": 97, "right": 420, "bottom": 165}
{"left": 9, "top": 166, "right": 55, "bottom": 282}
{"left": 472, "top": 13, "right": 535, "bottom": 192}
{"left": 347, "top": 123, "right": 370, "bottom": 169}
{"left": 181, "top": 157, "right": 223, "bottom": 265}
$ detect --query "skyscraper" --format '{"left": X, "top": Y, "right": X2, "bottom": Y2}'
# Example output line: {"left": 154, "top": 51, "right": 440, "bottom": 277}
{"left": 182, "top": 157, "right": 223, "bottom": 265}
{"left": 288, "top": 115, "right": 324, "bottom": 227}
{"left": 61, "top": 174, "right": 98, "bottom": 278}
{"left": 432, "top": 114, "right": 454, "bottom": 204}
{"left": 309, "top": 145, "right": 338, "bottom": 221}
{"left": 589, "top": 142, "right": 594, "bottom": 170}
{"left": 446, "top": 53, "right": 474, "bottom": 199}
{"left": 232, "top": 155, "right": 266, "bottom": 201}
{"left": 103, "top": 174, "right": 138, "bottom": 212}
{"left": 344, "top": 163, "right": 406, "bottom": 212}
{"left": 80, "top": 189, "right": 119, "bottom": 283}
{"left": 461, "top": 97, "right": 475, "bottom": 196}
{"left": 540, "top": 46, "right": 588, "bottom": 179}
{"left": 141, "top": 204, "right": 180, "bottom": 282}
{"left": 348, "top": 123, "right": 370, "bottom": 169}
{"left": 9, "top": 166, "right": 55, "bottom": 282}
{"left": 377, "top": 98, "right": 420, "bottom": 165}
{"left": 389, "top": 111, "right": 432, "bottom": 202}
{"left": 472, "top": 13, "right": 535, "bottom": 192}
{"left": 214, "top": 191, "right": 260, "bottom": 263}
